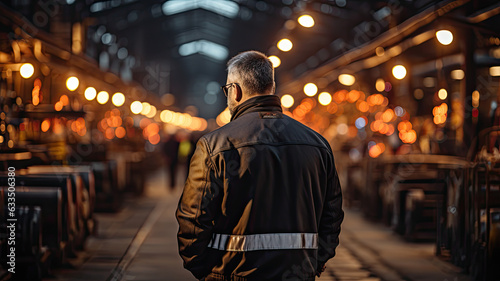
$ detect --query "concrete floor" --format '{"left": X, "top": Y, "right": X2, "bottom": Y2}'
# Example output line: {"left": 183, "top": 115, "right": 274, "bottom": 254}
{"left": 49, "top": 167, "right": 471, "bottom": 281}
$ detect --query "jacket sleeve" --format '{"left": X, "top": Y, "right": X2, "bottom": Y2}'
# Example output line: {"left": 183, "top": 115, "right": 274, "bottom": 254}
{"left": 316, "top": 154, "right": 344, "bottom": 271}
{"left": 176, "top": 137, "right": 221, "bottom": 279}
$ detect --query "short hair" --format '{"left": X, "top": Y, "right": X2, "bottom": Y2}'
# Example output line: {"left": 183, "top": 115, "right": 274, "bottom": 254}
{"left": 227, "top": 50, "right": 274, "bottom": 95}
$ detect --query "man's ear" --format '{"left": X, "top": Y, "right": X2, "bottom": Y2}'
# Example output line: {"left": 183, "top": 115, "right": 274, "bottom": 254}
{"left": 235, "top": 84, "right": 243, "bottom": 102}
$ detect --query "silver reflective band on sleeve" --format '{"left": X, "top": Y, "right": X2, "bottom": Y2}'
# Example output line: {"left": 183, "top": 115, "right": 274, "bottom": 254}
{"left": 207, "top": 233, "right": 318, "bottom": 252}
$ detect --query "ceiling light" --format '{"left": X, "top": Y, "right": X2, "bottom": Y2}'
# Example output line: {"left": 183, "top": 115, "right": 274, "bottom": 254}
{"left": 392, "top": 65, "right": 407, "bottom": 80}
{"left": 318, "top": 92, "right": 332, "bottom": 106}
{"left": 277, "top": 39, "right": 293, "bottom": 52}
{"left": 268, "top": 56, "right": 281, "bottom": 68}
{"left": 303, "top": 83, "right": 318, "bottom": 97}
{"left": 489, "top": 66, "right": 500, "bottom": 76}
{"left": 66, "top": 76, "right": 79, "bottom": 91}
{"left": 97, "top": 91, "right": 109, "bottom": 104}
{"left": 20, "top": 63, "right": 34, "bottom": 79}
{"left": 112, "top": 92, "right": 125, "bottom": 107}
{"left": 179, "top": 40, "right": 228, "bottom": 61}
{"left": 298, "top": 15, "right": 314, "bottom": 28}
{"left": 162, "top": 0, "right": 239, "bottom": 18}
{"left": 451, "top": 69, "right": 464, "bottom": 80}
{"left": 281, "top": 94, "right": 294, "bottom": 108}
{"left": 438, "top": 88, "right": 447, "bottom": 100}
{"left": 85, "top": 87, "right": 97, "bottom": 100}
{"left": 131, "top": 101, "right": 143, "bottom": 114}
{"left": 338, "top": 74, "right": 355, "bottom": 86}
{"left": 436, "top": 30, "right": 453, "bottom": 45}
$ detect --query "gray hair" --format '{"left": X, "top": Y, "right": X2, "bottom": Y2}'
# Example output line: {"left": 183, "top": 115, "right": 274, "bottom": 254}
{"left": 227, "top": 50, "right": 274, "bottom": 95}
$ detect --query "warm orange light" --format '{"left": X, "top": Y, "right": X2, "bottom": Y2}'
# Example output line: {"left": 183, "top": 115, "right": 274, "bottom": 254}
{"left": 333, "top": 90, "right": 347, "bottom": 104}
{"left": 398, "top": 121, "right": 412, "bottom": 132}
{"left": 115, "top": 126, "right": 126, "bottom": 138}
{"left": 327, "top": 103, "right": 338, "bottom": 114}
{"left": 298, "top": 14, "right": 315, "bottom": 28}
{"left": 367, "top": 94, "right": 385, "bottom": 106}
{"left": 148, "top": 133, "right": 161, "bottom": 145}
{"left": 375, "top": 78, "right": 385, "bottom": 92}
{"left": 66, "top": 76, "right": 79, "bottom": 91}
{"left": 379, "top": 123, "right": 389, "bottom": 134}
{"left": 277, "top": 38, "right": 293, "bottom": 52}
{"left": 60, "top": 95, "right": 69, "bottom": 106}
{"left": 357, "top": 101, "right": 369, "bottom": 112}
{"left": 145, "top": 123, "right": 160, "bottom": 138}
{"left": 386, "top": 124, "right": 395, "bottom": 136}
{"left": 105, "top": 127, "right": 115, "bottom": 140}
{"left": 54, "top": 101, "right": 63, "bottom": 111}
{"left": 338, "top": 74, "right": 355, "bottom": 86}
{"left": 140, "top": 118, "right": 151, "bottom": 129}
{"left": 318, "top": 92, "right": 332, "bottom": 106}
{"left": 382, "top": 109, "right": 395, "bottom": 122}
{"left": 371, "top": 120, "right": 383, "bottom": 132}
{"left": 347, "top": 126, "right": 358, "bottom": 138}
{"left": 369, "top": 143, "right": 385, "bottom": 158}
{"left": 347, "top": 90, "right": 360, "bottom": 103}
{"left": 281, "top": 94, "right": 294, "bottom": 108}
{"left": 406, "top": 130, "right": 417, "bottom": 143}
{"left": 41, "top": 119, "right": 50, "bottom": 132}
{"left": 433, "top": 103, "right": 448, "bottom": 125}
{"left": 111, "top": 116, "right": 122, "bottom": 127}
{"left": 160, "top": 110, "right": 174, "bottom": 123}
{"left": 268, "top": 56, "right": 281, "bottom": 68}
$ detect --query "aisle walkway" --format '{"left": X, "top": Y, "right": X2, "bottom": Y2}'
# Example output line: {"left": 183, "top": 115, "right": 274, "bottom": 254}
{"left": 52, "top": 168, "right": 471, "bottom": 281}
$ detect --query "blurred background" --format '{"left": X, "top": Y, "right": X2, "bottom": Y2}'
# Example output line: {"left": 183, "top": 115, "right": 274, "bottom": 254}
{"left": 1, "top": 0, "right": 500, "bottom": 280}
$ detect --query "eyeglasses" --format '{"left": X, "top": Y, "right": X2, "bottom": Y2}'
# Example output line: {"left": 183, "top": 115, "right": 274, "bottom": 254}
{"left": 221, "top": 83, "right": 239, "bottom": 97}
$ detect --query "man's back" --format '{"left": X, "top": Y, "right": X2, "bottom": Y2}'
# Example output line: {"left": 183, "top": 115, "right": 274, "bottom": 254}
{"left": 177, "top": 95, "right": 343, "bottom": 281}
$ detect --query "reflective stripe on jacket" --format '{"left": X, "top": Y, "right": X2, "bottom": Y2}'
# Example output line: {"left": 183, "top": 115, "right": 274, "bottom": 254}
{"left": 207, "top": 233, "right": 318, "bottom": 252}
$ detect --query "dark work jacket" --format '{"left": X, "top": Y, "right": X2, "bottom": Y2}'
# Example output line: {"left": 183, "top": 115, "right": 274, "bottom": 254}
{"left": 176, "top": 95, "right": 343, "bottom": 281}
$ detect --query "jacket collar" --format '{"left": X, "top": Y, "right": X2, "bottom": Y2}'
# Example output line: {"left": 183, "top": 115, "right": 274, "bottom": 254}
{"left": 230, "top": 95, "right": 282, "bottom": 121}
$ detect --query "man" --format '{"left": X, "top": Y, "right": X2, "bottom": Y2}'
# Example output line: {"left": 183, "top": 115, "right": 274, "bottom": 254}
{"left": 176, "top": 50, "right": 343, "bottom": 281}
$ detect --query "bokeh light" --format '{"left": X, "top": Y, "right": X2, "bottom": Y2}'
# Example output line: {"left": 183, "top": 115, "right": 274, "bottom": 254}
{"left": 392, "top": 65, "right": 407, "bottom": 80}
{"left": 112, "top": 92, "right": 125, "bottom": 107}
{"left": 281, "top": 94, "right": 294, "bottom": 108}
{"left": 20, "top": 63, "right": 34, "bottom": 79}
{"left": 130, "top": 101, "right": 143, "bottom": 114}
{"left": 298, "top": 14, "right": 314, "bottom": 28}
{"left": 277, "top": 38, "right": 293, "bottom": 52}
{"left": 97, "top": 91, "right": 109, "bottom": 104}
{"left": 268, "top": 55, "right": 281, "bottom": 68}
{"left": 303, "top": 83, "right": 318, "bottom": 97}
{"left": 318, "top": 92, "right": 332, "bottom": 106}
{"left": 338, "top": 74, "right": 355, "bottom": 86}
{"left": 66, "top": 76, "right": 79, "bottom": 91}
{"left": 85, "top": 87, "right": 97, "bottom": 100}
{"left": 436, "top": 30, "right": 453, "bottom": 45}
